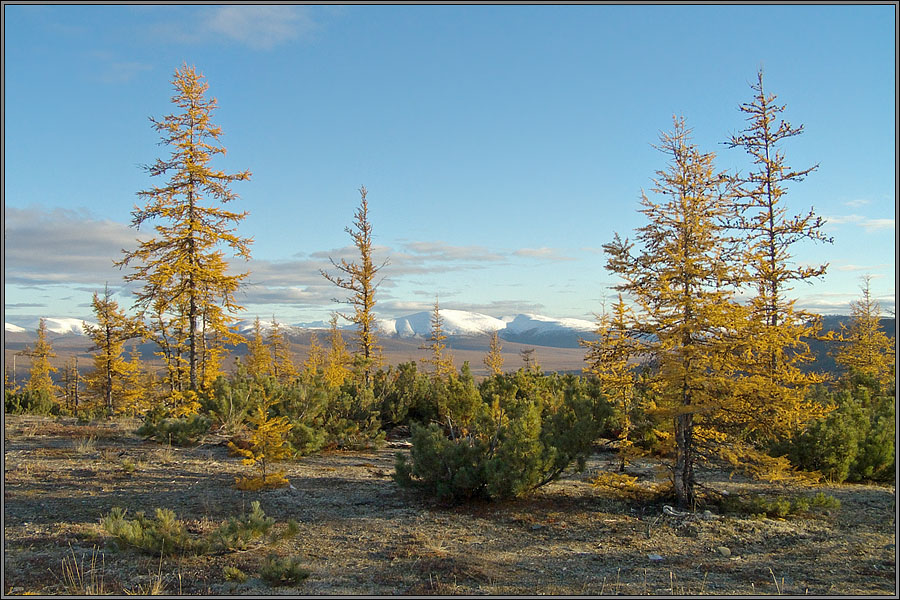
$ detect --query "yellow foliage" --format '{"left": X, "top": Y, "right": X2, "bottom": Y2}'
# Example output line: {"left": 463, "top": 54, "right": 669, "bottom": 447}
{"left": 170, "top": 390, "right": 201, "bottom": 417}
{"left": 421, "top": 297, "right": 454, "bottom": 379}
{"left": 234, "top": 472, "right": 290, "bottom": 491}
{"left": 320, "top": 186, "right": 385, "bottom": 384}
{"left": 229, "top": 390, "right": 293, "bottom": 488}
{"left": 117, "top": 63, "right": 252, "bottom": 394}
{"left": 483, "top": 330, "right": 505, "bottom": 376}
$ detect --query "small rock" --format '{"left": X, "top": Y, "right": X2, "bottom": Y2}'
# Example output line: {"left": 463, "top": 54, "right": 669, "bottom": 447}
{"left": 702, "top": 510, "right": 715, "bottom": 520}
{"left": 648, "top": 553, "right": 664, "bottom": 562}
{"left": 716, "top": 546, "right": 731, "bottom": 557}
{"left": 531, "top": 524, "right": 544, "bottom": 531}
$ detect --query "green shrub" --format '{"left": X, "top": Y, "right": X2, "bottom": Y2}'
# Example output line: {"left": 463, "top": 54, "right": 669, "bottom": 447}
{"left": 223, "top": 565, "right": 248, "bottom": 583}
{"left": 136, "top": 413, "right": 212, "bottom": 446}
{"left": 5, "top": 388, "right": 56, "bottom": 415}
{"left": 102, "top": 501, "right": 297, "bottom": 557}
{"left": 395, "top": 370, "right": 612, "bottom": 502}
{"left": 773, "top": 381, "right": 895, "bottom": 483}
{"left": 376, "top": 362, "right": 431, "bottom": 427}
{"left": 719, "top": 492, "right": 840, "bottom": 519}
{"left": 259, "top": 555, "right": 310, "bottom": 587}
{"left": 102, "top": 506, "right": 208, "bottom": 556}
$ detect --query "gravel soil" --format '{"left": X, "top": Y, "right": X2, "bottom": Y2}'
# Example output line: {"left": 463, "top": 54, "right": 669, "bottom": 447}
{"left": 3, "top": 415, "right": 896, "bottom": 596}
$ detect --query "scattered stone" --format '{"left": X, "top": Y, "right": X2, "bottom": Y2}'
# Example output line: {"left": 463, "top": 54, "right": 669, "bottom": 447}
{"left": 648, "top": 553, "right": 664, "bottom": 562}
{"left": 716, "top": 546, "right": 731, "bottom": 557}
{"left": 531, "top": 524, "right": 544, "bottom": 531}
{"left": 702, "top": 510, "right": 716, "bottom": 520}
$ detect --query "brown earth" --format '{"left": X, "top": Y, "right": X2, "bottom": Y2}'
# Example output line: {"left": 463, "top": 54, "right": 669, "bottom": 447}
{"left": 3, "top": 414, "right": 896, "bottom": 596}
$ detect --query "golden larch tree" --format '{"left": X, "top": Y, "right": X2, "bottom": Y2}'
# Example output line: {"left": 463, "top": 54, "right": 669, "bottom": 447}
{"left": 25, "top": 319, "right": 59, "bottom": 399}
{"left": 267, "top": 317, "right": 298, "bottom": 382}
{"left": 228, "top": 390, "right": 294, "bottom": 490}
{"left": 323, "top": 314, "right": 351, "bottom": 387}
{"left": 117, "top": 63, "right": 252, "bottom": 393}
{"left": 832, "top": 276, "right": 895, "bottom": 388}
{"left": 582, "top": 294, "right": 643, "bottom": 471}
{"left": 321, "top": 186, "right": 387, "bottom": 385}
{"left": 303, "top": 331, "right": 326, "bottom": 378}
{"left": 723, "top": 69, "right": 832, "bottom": 445}
{"left": 245, "top": 317, "right": 274, "bottom": 379}
{"left": 603, "top": 117, "right": 748, "bottom": 508}
{"left": 483, "top": 329, "right": 505, "bottom": 376}
{"left": 421, "top": 297, "right": 454, "bottom": 378}
{"left": 83, "top": 287, "right": 145, "bottom": 413}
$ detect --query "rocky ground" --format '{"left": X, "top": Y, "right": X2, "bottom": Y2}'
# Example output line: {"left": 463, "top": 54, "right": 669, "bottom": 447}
{"left": 3, "top": 414, "right": 896, "bottom": 595}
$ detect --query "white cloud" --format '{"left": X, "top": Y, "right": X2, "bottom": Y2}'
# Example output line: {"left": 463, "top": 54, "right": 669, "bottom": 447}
{"left": 204, "top": 5, "right": 314, "bottom": 50}
{"left": 836, "top": 264, "right": 890, "bottom": 272}
{"left": 88, "top": 52, "right": 153, "bottom": 83}
{"left": 843, "top": 198, "right": 871, "bottom": 208}
{"left": 823, "top": 214, "right": 895, "bottom": 232}
{"left": 862, "top": 218, "right": 895, "bottom": 232}
{"left": 4, "top": 206, "right": 137, "bottom": 285}
{"left": 513, "top": 247, "right": 575, "bottom": 261}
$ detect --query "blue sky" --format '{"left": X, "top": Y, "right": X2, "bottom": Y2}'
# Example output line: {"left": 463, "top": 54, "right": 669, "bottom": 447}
{"left": 3, "top": 4, "right": 896, "bottom": 328}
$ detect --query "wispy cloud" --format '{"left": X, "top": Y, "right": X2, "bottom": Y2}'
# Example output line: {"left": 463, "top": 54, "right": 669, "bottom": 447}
{"left": 836, "top": 263, "right": 890, "bottom": 272}
{"left": 4, "top": 206, "right": 137, "bottom": 286}
{"left": 88, "top": 51, "right": 153, "bottom": 83}
{"left": 843, "top": 198, "right": 871, "bottom": 208}
{"left": 513, "top": 247, "right": 575, "bottom": 261}
{"left": 402, "top": 241, "right": 504, "bottom": 262}
{"left": 823, "top": 214, "right": 895, "bottom": 232}
{"left": 861, "top": 218, "right": 895, "bottom": 232}
{"left": 204, "top": 5, "right": 315, "bottom": 50}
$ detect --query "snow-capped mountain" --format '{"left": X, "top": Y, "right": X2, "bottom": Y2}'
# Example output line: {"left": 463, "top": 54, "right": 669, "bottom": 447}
{"left": 378, "top": 309, "right": 507, "bottom": 337}
{"left": 374, "top": 310, "right": 597, "bottom": 348}
{"left": 4, "top": 318, "right": 95, "bottom": 336}
{"left": 5, "top": 311, "right": 599, "bottom": 348}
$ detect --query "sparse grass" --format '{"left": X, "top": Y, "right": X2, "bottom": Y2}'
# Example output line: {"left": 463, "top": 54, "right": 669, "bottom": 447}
{"left": 57, "top": 546, "right": 105, "bottom": 595}
{"left": 73, "top": 436, "right": 97, "bottom": 455}
{"left": 3, "top": 415, "right": 894, "bottom": 596}
{"left": 153, "top": 445, "right": 176, "bottom": 464}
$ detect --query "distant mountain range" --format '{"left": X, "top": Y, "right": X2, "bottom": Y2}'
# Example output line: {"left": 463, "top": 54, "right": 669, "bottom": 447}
{"left": 4, "top": 312, "right": 894, "bottom": 381}
{"left": 6, "top": 311, "right": 894, "bottom": 357}
{"left": 5, "top": 310, "right": 599, "bottom": 350}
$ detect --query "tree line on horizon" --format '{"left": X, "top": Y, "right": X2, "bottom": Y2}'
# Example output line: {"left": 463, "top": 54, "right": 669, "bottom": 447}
{"left": 5, "top": 64, "right": 895, "bottom": 506}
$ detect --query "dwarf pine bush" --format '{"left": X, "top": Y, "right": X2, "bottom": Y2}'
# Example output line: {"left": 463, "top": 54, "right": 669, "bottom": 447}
{"left": 772, "top": 376, "right": 895, "bottom": 483}
{"left": 102, "top": 501, "right": 297, "bottom": 557}
{"left": 395, "top": 370, "right": 612, "bottom": 502}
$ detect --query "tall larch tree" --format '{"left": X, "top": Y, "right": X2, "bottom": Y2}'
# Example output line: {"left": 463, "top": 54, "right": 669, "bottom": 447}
{"left": 303, "top": 331, "right": 326, "bottom": 378}
{"left": 323, "top": 314, "right": 352, "bottom": 387}
{"left": 724, "top": 69, "right": 832, "bottom": 444}
{"left": 245, "top": 318, "right": 274, "bottom": 379}
{"left": 483, "top": 330, "right": 505, "bottom": 376}
{"left": 117, "top": 63, "right": 252, "bottom": 393}
{"left": 582, "top": 294, "right": 643, "bottom": 471}
{"left": 83, "top": 287, "right": 145, "bottom": 413}
{"left": 321, "top": 186, "right": 387, "bottom": 385}
{"left": 603, "top": 117, "right": 748, "bottom": 508}
{"left": 25, "top": 319, "right": 59, "bottom": 399}
{"left": 421, "top": 298, "right": 455, "bottom": 378}
{"left": 832, "top": 276, "right": 895, "bottom": 388}
{"left": 119, "top": 345, "right": 155, "bottom": 416}
{"left": 267, "top": 317, "right": 298, "bottom": 382}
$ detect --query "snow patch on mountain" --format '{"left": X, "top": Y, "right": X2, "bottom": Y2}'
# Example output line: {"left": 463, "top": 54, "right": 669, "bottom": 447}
{"left": 503, "top": 313, "right": 595, "bottom": 335}
{"left": 45, "top": 317, "right": 95, "bottom": 335}
{"left": 5, "top": 323, "right": 26, "bottom": 334}
{"left": 378, "top": 309, "right": 506, "bottom": 338}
